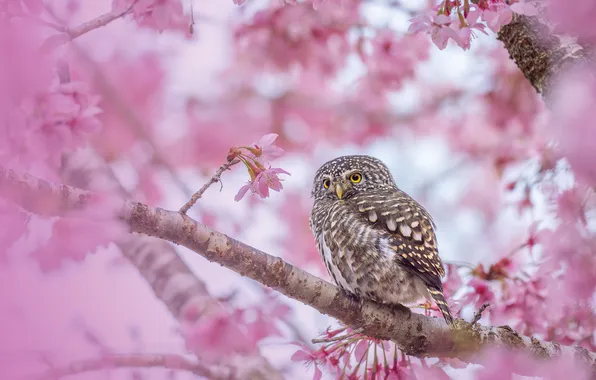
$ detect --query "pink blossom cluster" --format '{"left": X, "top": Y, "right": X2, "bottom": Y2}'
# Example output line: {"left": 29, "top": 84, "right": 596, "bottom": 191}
{"left": 292, "top": 329, "right": 451, "bottom": 379}
{"left": 182, "top": 289, "right": 290, "bottom": 363}
{"left": 234, "top": 0, "right": 360, "bottom": 75}
{"left": 358, "top": 31, "right": 430, "bottom": 92}
{"left": 0, "top": 7, "right": 128, "bottom": 270}
{"left": 112, "top": 0, "right": 191, "bottom": 33}
{"left": 408, "top": 0, "right": 537, "bottom": 50}
{"left": 230, "top": 133, "right": 290, "bottom": 201}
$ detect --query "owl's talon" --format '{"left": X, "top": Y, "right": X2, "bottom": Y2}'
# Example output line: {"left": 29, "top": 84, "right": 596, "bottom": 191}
{"left": 341, "top": 290, "right": 363, "bottom": 311}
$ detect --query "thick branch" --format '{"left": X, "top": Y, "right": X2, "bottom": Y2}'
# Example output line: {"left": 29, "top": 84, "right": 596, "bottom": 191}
{"left": 59, "top": 149, "right": 283, "bottom": 380}
{"left": 497, "top": 13, "right": 590, "bottom": 102}
{"left": 2, "top": 166, "right": 596, "bottom": 376}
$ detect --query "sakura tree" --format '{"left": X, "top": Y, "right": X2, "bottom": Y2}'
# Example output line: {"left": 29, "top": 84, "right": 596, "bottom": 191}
{"left": 1, "top": 0, "right": 596, "bottom": 379}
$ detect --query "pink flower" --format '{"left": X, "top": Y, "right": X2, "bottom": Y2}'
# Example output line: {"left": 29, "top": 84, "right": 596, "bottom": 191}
{"left": 451, "top": 9, "right": 488, "bottom": 50}
{"left": 234, "top": 167, "right": 290, "bottom": 201}
{"left": 234, "top": 2, "right": 359, "bottom": 75}
{"left": 251, "top": 133, "right": 285, "bottom": 162}
{"left": 14, "top": 81, "right": 102, "bottom": 167}
{"left": 363, "top": 30, "right": 430, "bottom": 90}
{"left": 409, "top": 13, "right": 458, "bottom": 50}
{"left": 480, "top": 1, "right": 537, "bottom": 33}
{"left": 482, "top": 6, "right": 513, "bottom": 33}
{"left": 290, "top": 342, "right": 324, "bottom": 380}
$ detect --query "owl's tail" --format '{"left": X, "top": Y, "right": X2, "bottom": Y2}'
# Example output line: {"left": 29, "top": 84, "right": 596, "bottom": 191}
{"left": 428, "top": 288, "right": 454, "bottom": 326}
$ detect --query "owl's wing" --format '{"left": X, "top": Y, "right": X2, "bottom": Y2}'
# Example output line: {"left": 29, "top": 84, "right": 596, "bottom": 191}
{"left": 354, "top": 189, "right": 445, "bottom": 291}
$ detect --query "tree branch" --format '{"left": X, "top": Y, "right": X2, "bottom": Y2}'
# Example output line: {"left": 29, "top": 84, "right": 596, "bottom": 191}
{"left": 68, "top": 6, "right": 132, "bottom": 40}
{"left": 497, "top": 12, "right": 591, "bottom": 103}
{"left": 179, "top": 159, "right": 239, "bottom": 214}
{"left": 2, "top": 165, "right": 596, "bottom": 377}
{"left": 59, "top": 149, "right": 283, "bottom": 380}
{"left": 30, "top": 353, "right": 229, "bottom": 380}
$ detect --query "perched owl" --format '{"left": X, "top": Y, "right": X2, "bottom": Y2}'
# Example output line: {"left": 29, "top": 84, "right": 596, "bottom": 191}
{"left": 309, "top": 155, "right": 454, "bottom": 326}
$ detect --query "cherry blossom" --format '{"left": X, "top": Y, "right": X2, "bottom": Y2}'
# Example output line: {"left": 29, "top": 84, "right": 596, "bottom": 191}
{"left": 408, "top": 12, "right": 457, "bottom": 50}
{"left": 235, "top": 167, "right": 290, "bottom": 201}
{"left": 291, "top": 342, "right": 324, "bottom": 380}
{"left": 234, "top": 1, "right": 359, "bottom": 75}
{"left": 409, "top": 1, "right": 537, "bottom": 50}
{"left": 24, "top": 82, "right": 102, "bottom": 164}
{"left": 228, "top": 133, "right": 290, "bottom": 201}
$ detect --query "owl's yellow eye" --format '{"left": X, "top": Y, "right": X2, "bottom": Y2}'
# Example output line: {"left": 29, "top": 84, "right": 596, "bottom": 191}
{"left": 350, "top": 173, "right": 362, "bottom": 183}
{"left": 323, "top": 179, "right": 331, "bottom": 189}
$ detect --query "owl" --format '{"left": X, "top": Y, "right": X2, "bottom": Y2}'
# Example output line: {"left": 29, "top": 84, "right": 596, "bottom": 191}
{"left": 309, "top": 155, "right": 454, "bottom": 326}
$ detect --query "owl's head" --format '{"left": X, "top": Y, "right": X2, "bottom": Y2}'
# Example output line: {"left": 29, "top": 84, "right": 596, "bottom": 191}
{"left": 311, "top": 155, "right": 396, "bottom": 200}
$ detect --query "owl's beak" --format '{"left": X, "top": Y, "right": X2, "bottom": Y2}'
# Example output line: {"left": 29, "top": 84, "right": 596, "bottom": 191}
{"left": 335, "top": 183, "right": 345, "bottom": 200}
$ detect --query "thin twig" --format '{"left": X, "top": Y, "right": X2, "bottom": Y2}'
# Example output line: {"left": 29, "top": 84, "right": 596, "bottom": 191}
{"left": 28, "top": 353, "right": 229, "bottom": 380}
{"left": 42, "top": 2, "right": 133, "bottom": 46}
{"left": 471, "top": 303, "right": 490, "bottom": 325}
{"left": 179, "top": 159, "right": 239, "bottom": 214}
{"left": 68, "top": 6, "right": 133, "bottom": 40}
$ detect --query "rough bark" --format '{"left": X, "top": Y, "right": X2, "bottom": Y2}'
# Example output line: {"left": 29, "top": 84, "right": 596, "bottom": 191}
{"left": 2, "top": 165, "right": 596, "bottom": 377}
{"left": 497, "top": 12, "right": 591, "bottom": 103}
{"left": 56, "top": 150, "right": 283, "bottom": 380}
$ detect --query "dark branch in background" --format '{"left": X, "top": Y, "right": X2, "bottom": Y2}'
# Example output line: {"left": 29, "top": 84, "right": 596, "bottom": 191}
{"left": 68, "top": 6, "right": 133, "bottom": 39}
{"left": 496, "top": 11, "right": 590, "bottom": 102}
{"left": 30, "top": 353, "right": 227, "bottom": 380}
{"left": 2, "top": 165, "right": 596, "bottom": 378}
